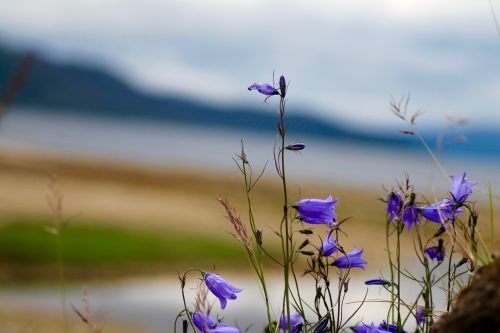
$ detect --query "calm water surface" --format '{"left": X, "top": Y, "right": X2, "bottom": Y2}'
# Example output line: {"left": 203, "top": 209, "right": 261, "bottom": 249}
{"left": 0, "top": 274, "right": 440, "bottom": 331}
{"left": 0, "top": 108, "right": 498, "bottom": 193}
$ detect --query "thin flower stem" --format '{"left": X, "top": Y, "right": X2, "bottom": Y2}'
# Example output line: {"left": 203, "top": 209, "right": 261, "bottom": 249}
{"left": 396, "top": 224, "right": 402, "bottom": 331}
{"left": 241, "top": 161, "right": 273, "bottom": 328}
{"left": 340, "top": 290, "right": 368, "bottom": 328}
{"left": 325, "top": 256, "right": 336, "bottom": 332}
{"left": 174, "top": 310, "right": 188, "bottom": 333}
{"left": 408, "top": 122, "right": 449, "bottom": 182}
{"left": 179, "top": 268, "right": 204, "bottom": 332}
{"left": 290, "top": 258, "right": 306, "bottom": 321}
{"left": 416, "top": 225, "right": 433, "bottom": 331}
{"left": 401, "top": 290, "right": 424, "bottom": 327}
{"left": 334, "top": 241, "right": 351, "bottom": 333}
{"left": 446, "top": 241, "right": 455, "bottom": 311}
{"left": 385, "top": 217, "right": 396, "bottom": 324}
{"left": 278, "top": 96, "right": 292, "bottom": 333}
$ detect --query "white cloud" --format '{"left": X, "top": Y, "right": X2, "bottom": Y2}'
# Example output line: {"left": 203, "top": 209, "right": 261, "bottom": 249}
{"left": 0, "top": 0, "right": 499, "bottom": 127}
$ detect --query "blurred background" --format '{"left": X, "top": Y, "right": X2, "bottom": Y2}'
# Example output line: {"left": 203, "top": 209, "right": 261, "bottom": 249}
{"left": 0, "top": 1, "right": 499, "bottom": 332}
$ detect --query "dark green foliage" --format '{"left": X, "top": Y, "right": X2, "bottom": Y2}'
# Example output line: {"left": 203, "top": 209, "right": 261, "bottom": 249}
{"left": 0, "top": 216, "right": 245, "bottom": 277}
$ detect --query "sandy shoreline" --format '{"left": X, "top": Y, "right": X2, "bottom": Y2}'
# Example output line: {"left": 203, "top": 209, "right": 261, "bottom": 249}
{"left": 0, "top": 148, "right": 497, "bottom": 267}
{"left": 0, "top": 147, "right": 382, "bottom": 230}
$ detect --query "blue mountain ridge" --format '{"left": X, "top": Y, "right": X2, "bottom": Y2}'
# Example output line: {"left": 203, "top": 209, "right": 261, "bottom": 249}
{"left": 0, "top": 45, "right": 498, "bottom": 158}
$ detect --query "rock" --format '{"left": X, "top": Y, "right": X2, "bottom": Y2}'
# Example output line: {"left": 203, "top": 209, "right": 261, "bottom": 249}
{"left": 431, "top": 256, "right": 500, "bottom": 333}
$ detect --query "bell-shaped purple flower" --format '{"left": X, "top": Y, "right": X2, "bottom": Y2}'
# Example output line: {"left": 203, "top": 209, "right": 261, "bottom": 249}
{"left": 420, "top": 199, "right": 461, "bottom": 223}
{"left": 332, "top": 247, "right": 367, "bottom": 269}
{"left": 279, "top": 313, "right": 303, "bottom": 333}
{"left": 385, "top": 192, "right": 403, "bottom": 223}
{"left": 193, "top": 312, "right": 217, "bottom": 332}
{"left": 425, "top": 239, "right": 445, "bottom": 262}
{"left": 450, "top": 172, "right": 476, "bottom": 205}
{"left": 385, "top": 192, "right": 420, "bottom": 230}
{"left": 204, "top": 273, "right": 242, "bottom": 309}
{"left": 192, "top": 312, "right": 240, "bottom": 333}
{"left": 365, "top": 278, "right": 391, "bottom": 286}
{"left": 319, "top": 231, "right": 338, "bottom": 256}
{"left": 247, "top": 82, "right": 279, "bottom": 96}
{"left": 401, "top": 202, "right": 421, "bottom": 230}
{"left": 293, "top": 196, "right": 338, "bottom": 227}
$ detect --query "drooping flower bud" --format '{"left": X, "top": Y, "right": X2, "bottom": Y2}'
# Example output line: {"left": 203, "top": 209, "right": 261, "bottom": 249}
{"left": 365, "top": 278, "right": 391, "bottom": 286}
{"left": 313, "top": 317, "right": 329, "bottom": 333}
{"left": 279, "top": 75, "right": 286, "bottom": 97}
{"left": 256, "top": 229, "right": 263, "bottom": 246}
{"left": 285, "top": 143, "right": 305, "bottom": 151}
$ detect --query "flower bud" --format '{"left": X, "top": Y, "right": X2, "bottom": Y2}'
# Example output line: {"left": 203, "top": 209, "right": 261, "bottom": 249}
{"left": 365, "top": 278, "right": 391, "bottom": 286}
{"left": 256, "top": 229, "right": 263, "bottom": 246}
{"left": 457, "top": 257, "right": 468, "bottom": 267}
{"left": 298, "top": 239, "right": 309, "bottom": 250}
{"left": 285, "top": 143, "right": 305, "bottom": 151}
{"left": 279, "top": 75, "right": 286, "bottom": 97}
{"left": 313, "top": 317, "right": 329, "bottom": 333}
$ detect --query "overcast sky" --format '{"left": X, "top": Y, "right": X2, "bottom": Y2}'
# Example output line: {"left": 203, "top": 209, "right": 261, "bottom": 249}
{"left": 0, "top": 0, "right": 499, "bottom": 129}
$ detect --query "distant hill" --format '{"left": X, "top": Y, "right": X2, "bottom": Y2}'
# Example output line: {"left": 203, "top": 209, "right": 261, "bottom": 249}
{"left": 0, "top": 46, "right": 416, "bottom": 148}
{"left": 1, "top": 45, "right": 499, "bottom": 158}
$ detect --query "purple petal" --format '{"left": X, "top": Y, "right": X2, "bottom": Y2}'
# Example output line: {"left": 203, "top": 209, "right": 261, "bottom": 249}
{"left": 279, "top": 313, "right": 303, "bottom": 333}
{"left": 450, "top": 172, "right": 476, "bottom": 204}
{"left": 402, "top": 204, "right": 420, "bottom": 230}
{"left": 204, "top": 273, "right": 242, "bottom": 309}
{"left": 247, "top": 82, "right": 279, "bottom": 96}
{"left": 385, "top": 192, "right": 402, "bottom": 223}
{"left": 420, "top": 199, "right": 459, "bottom": 223}
{"left": 319, "top": 231, "right": 338, "bottom": 256}
{"left": 294, "top": 196, "right": 338, "bottom": 226}
{"left": 193, "top": 312, "right": 217, "bottom": 333}
{"left": 333, "top": 247, "right": 367, "bottom": 269}
{"left": 416, "top": 306, "right": 424, "bottom": 325}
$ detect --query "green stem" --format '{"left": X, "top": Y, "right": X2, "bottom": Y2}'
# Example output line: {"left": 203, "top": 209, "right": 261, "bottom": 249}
{"left": 179, "top": 268, "right": 204, "bottom": 332}
{"left": 386, "top": 218, "right": 396, "bottom": 324}
{"left": 278, "top": 96, "right": 292, "bottom": 333}
{"left": 242, "top": 162, "right": 273, "bottom": 329}
{"left": 411, "top": 124, "right": 449, "bottom": 181}
{"left": 396, "top": 224, "right": 402, "bottom": 331}
{"left": 447, "top": 242, "right": 455, "bottom": 311}
{"left": 290, "top": 259, "right": 306, "bottom": 322}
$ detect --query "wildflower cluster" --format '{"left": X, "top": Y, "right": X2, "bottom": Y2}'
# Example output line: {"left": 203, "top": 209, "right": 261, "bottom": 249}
{"left": 178, "top": 269, "right": 242, "bottom": 333}
{"left": 362, "top": 170, "right": 482, "bottom": 332}
{"left": 176, "top": 76, "right": 492, "bottom": 333}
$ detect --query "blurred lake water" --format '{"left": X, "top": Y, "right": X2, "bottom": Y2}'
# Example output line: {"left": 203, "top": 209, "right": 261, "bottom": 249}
{"left": 0, "top": 274, "right": 435, "bottom": 331}
{"left": 0, "top": 108, "right": 498, "bottom": 193}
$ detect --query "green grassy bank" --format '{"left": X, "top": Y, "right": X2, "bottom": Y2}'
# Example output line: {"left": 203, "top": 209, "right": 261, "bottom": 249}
{"left": 0, "top": 215, "right": 249, "bottom": 283}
